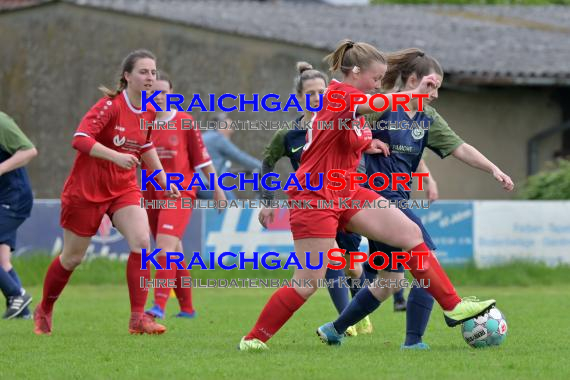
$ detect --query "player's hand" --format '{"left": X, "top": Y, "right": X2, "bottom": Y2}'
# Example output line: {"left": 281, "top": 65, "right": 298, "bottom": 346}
{"left": 364, "top": 139, "right": 390, "bottom": 156}
{"left": 112, "top": 152, "right": 139, "bottom": 170}
{"left": 492, "top": 168, "right": 514, "bottom": 191}
{"left": 426, "top": 179, "right": 439, "bottom": 202}
{"left": 417, "top": 74, "right": 439, "bottom": 94}
{"left": 166, "top": 183, "right": 180, "bottom": 199}
{"left": 213, "top": 187, "right": 226, "bottom": 214}
{"left": 258, "top": 207, "right": 275, "bottom": 229}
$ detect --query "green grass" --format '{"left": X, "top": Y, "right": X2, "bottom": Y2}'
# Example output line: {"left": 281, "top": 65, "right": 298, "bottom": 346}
{"left": 1, "top": 284, "right": 569, "bottom": 379}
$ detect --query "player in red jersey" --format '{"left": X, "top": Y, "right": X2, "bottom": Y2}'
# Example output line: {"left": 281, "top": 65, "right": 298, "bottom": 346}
{"left": 143, "top": 74, "right": 226, "bottom": 320}
{"left": 33, "top": 50, "right": 179, "bottom": 336}
{"left": 239, "top": 40, "right": 496, "bottom": 351}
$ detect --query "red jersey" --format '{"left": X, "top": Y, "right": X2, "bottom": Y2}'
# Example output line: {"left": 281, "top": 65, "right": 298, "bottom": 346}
{"left": 287, "top": 80, "right": 372, "bottom": 200}
{"left": 144, "top": 110, "right": 212, "bottom": 198}
{"left": 62, "top": 90, "right": 156, "bottom": 203}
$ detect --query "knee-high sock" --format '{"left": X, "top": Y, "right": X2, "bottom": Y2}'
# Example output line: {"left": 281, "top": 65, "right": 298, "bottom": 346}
{"left": 333, "top": 287, "right": 381, "bottom": 334}
{"left": 348, "top": 271, "right": 366, "bottom": 298}
{"left": 153, "top": 256, "right": 176, "bottom": 310}
{"left": 405, "top": 286, "right": 434, "bottom": 346}
{"left": 393, "top": 288, "right": 406, "bottom": 303}
{"left": 245, "top": 286, "right": 306, "bottom": 343}
{"left": 173, "top": 260, "right": 194, "bottom": 313}
{"left": 127, "top": 252, "right": 150, "bottom": 313}
{"left": 0, "top": 268, "right": 20, "bottom": 299}
{"left": 325, "top": 268, "right": 350, "bottom": 314}
{"left": 40, "top": 256, "right": 73, "bottom": 313}
{"left": 407, "top": 243, "right": 460, "bottom": 311}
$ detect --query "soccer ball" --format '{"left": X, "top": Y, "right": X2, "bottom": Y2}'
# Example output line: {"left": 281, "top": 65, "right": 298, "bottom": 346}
{"left": 461, "top": 307, "right": 508, "bottom": 348}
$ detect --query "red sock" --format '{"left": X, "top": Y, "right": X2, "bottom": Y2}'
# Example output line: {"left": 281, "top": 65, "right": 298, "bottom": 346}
{"left": 173, "top": 260, "right": 194, "bottom": 313}
{"left": 245, "top": 286, "right": 306, "bottom": 343}
{"left": 153, "top": 256, "right": 176, "bottom": 311}
{"left": 408, "top": 242, "right": 461, "bottom": 311}
{"left": 40, "top": 256, "right": 73, "bottom": 313}
{"left": 127, "top": 252, "right": 150, "bottom": 313}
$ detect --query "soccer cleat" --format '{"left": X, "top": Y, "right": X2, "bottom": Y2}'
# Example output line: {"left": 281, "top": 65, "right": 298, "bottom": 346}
{"left": 129, "top": 312, "right": 167, "bottom": 335}
{"left": 317, "top": 322, "right": 345, "bottom": 346}
{"left": 401, "top": 342, "right": 430, "bottom": 350}
{"left": 175, "top": 310, "right": 196, "bottom": 319}
{"left": 394, "top": 299, "right": 407, "bottom": 312}
{"left": 3, "top": 292, "right": 32, "bottom": 320}
{"left": 145, "top": 304, "right": 165, "bottom": 319}
{"left": 33, "top": 306, "right": 52, "bottom": 335}
{"left": 345, "top": 325, "right": 358, "bottom": 337}
{"left": 443, "top": 297, "right": 496, "bottom": 327}
{"left": 238, "top": 336, "right": 268, "bottom": 351}
{"left": 355, "top": 316, "right": 373, "bottom": 335}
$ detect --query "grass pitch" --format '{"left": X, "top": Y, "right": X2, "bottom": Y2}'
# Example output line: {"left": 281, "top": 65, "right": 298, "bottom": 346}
{"left": 1, "top": 283, "right": 569, "bottom": 380}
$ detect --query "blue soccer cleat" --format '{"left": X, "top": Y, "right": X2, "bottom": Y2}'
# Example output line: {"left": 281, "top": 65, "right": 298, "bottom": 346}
{"left": 317, "top": 322, "right": 345, "bottom": 346}
{"left": 401, "top": 342, "right": 430, "bottom": 350}
{"left": 175, "top": 311, "right": 196, "bottom": 319}
{"left": 145, "top": 304, "right": 165, "bottom": 319}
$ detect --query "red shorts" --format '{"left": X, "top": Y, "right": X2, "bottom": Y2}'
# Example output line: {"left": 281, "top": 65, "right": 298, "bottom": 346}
{"left": 61, "top": 191, "right": 142, "bottom": 237}
{"left": 289, "top": 186, "right": 380, "bottom": 240}
{"left": 146, "top": 198, "right": 193, "bottom": 240}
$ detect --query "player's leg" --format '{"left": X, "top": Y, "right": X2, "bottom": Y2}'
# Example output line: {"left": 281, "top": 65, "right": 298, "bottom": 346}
{"left": 0, "top": 214, "right": 32, "bottom": 319}
{"left": 172, "top": 240, "right": 195, "bottom": 318}
{"left": 34, "top": 228, "right": 91, "bottom": 335}
{"left": 146, "top": 233, "right": 179, "bottom": 319}
{"left": 240, "top": 237, "right": 333, "bottom": 351}
{"left": 345, "top": 198, "right": 495, "bottom": 327}
{"left": 325, "top": 237, "right": 350, "bottom": 316}
{"left": 111, "top": 201, "right": 166, "bottom": 335}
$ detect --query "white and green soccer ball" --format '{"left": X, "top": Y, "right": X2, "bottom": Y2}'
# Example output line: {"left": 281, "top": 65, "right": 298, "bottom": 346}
{"left": 461, "top": 307, "right": 508, "bottom": 348}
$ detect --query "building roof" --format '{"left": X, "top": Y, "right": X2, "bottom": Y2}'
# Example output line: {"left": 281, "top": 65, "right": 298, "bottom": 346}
{"left": 6, "top": 0, "right": 570, "bottom": 85}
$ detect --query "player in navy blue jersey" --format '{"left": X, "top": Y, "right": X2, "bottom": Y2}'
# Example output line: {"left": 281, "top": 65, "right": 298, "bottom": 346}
{"left": 258, "top": 61, "right": 374, "bottom": 336}
{"left": 318, "top": 48, "right": 514, "bottom": 349}
{"left": 0, "top": 111, "right": 37, "bottom": 319}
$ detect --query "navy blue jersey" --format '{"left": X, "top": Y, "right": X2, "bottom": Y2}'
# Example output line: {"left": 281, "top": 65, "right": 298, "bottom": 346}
{"left": 282, "top": 116, "right": 308, "bottom": 171}
{"left": 364, "top": 105, "right": 463, "bottom": 201}
{"left": 0, "top": 113, "right": 34, "bottom": 217}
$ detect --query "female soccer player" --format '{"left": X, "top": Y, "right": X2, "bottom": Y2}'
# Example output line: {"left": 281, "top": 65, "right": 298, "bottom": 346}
{"left": 258, "top": 61, "right": 373, "bottom": 336}
{"left": 0, "top": 111, "right": 37, "bottom": 319}
{"left": 33, "top": 50, "right": 179, "bottom": 336}
{"left": 143, "top": 73, "right": 226, "bottom": 320}
{"left": 239, "top": 40, "right": 496, "bottom": 351}
{"left": 329, "top": 48, "right": 514, "bottom": 349}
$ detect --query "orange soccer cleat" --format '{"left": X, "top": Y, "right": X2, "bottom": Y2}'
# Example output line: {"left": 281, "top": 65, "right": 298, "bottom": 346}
{"left": 33, "top": 306, "right": 53, "bottom": 336}
{"left": 128, "top": 312, "right": 167, "bottom": 335}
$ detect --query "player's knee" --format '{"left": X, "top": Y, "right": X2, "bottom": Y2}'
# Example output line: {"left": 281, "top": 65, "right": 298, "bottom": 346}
{"left": 129, "top": 234, "right": 151, "bottom": 252}
{"left": 60, "top": 254, "right": 83, "bottom": 270}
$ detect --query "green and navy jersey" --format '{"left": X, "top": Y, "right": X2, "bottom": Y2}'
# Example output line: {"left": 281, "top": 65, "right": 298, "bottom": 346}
{"left": 364, "top": 105, "right": 463, "bottom": 200}
{"left": 0, "top": 112, "right": 35, "bottom": 216}
{"left": 263, "top": 115, "right": 307, "bottom": 171}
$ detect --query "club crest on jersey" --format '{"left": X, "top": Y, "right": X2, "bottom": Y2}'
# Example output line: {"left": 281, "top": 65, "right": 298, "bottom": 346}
{"left": 169, "top": 135, "right": 179, "bottom": 146}
{"left": 113, "top": 135, "right": 126, "bottom": 146}
{"left": 412, "top": 125, "right": 425, "bottom": 140}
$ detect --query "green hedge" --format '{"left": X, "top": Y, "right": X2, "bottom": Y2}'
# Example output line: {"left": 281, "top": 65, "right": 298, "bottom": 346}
{"left": 519, "top": 160, "right": 570, "bottom": 200}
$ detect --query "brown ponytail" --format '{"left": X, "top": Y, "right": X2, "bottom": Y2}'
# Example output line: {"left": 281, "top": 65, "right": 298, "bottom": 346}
{"left": 324, "top": 39, "right": 386, "bottom": 75}
{"left": 294, "top": 61, "right": 328, "bottom": 96}
{"left": 382, "top": 48, "right": 443, "bottom": 91}
{"left": 99, "top": 49, "right": 157, "bottom": 98}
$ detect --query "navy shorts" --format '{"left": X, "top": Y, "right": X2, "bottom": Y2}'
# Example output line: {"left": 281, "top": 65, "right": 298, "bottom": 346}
{"left": 365, "top": 207, "right": 436, "bottom": 274}
{"left": 335, "top": 231, "right": 362, "bottom": 252}
{"left": 0, "top": 212, "right": 27, "bottom": 251}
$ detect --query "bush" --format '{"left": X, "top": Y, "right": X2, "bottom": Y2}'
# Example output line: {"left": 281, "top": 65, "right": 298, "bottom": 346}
{"left": 519, "top": 159, "right": 570, "bottom": 200}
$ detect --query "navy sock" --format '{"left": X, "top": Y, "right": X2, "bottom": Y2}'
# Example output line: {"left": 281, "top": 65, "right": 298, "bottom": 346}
{"left": 8, "top": 268, "right": 29, "bottom": 315}
{"left": 363, "top": 265, "right": 377, "bottom": 283}
{"left": 0, "top": 268, "right": 21, "bottom": 299}
{"left": 333, "top": 287, "right": 381, "bottom": 334}
{"left": 325, "top": 268, "right": 350, "bottom": 314}
{"left": 393, "top": 288, "right": 405, "bottom": 303}
{"left": 405, "top": 286, "right": 434, "bottom": 346}
{"left": 348, "top": 271, "right": 366, "bottom": 298}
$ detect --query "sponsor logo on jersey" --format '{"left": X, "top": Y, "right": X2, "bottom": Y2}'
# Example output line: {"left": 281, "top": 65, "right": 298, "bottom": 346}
{"left": 113, "top": 135, "right": 126, "bottom": 146}
{"left": 115, "top": 125, "right": 125, "bottom": 132}
{"left": 291, "top": 145, "right": 304, "bottom": 153}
